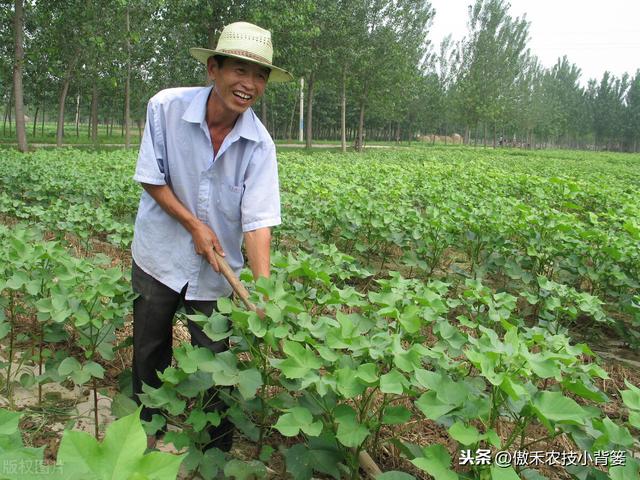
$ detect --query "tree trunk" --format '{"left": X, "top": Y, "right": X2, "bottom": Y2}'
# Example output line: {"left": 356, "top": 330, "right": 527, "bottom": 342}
{"left": 356, "top": 100, "right": 365, "bottom": 152}
{"left": 305, "top": 72, "right": 314, "bottom": 149}
{"left": 261, "top": 97, "right": 268, "bottom": 133}
{"left": 464, "top": 125, "right": 469, "bottom": 145}
{"left": 56, "top": 75, "right": 72, "bottom": 146}
{"left": 285, "top": 96, "right": 295, "bottom": 140}
{"left": 13, "top": 0, "right": 28, "bottom": 151}
{"left": 4, "top": 96, "right": 10, "bottom": 136}
{"left": 341, "top": 66, "right": 346, "bottom": 153}
{"left": 75, "top": 93, "right": 80, "bottom": 137}
{"left": 493, "top": 124, "right": 496, "bottom": 148}
{"left": 41, "top": 101, "right": 44, "bottom": 136}
{"left": 8, "top": 92, "right": 13, "bottom": 135}
{"left": 90, "top": 84, "right": 98, "bottom": 145}
{"left": 32, "top": 105, "right": 39, "bottom": 137}
{"left": 125, "top": 3, "right": 131, "bottom": 149}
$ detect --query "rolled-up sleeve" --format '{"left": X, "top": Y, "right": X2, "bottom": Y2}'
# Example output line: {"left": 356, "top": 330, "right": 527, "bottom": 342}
{"left": 133, "top": 101, "right": 167, "bottom": 185}
{"left": 241, "top": 141, "right": 281, "bottom": 232}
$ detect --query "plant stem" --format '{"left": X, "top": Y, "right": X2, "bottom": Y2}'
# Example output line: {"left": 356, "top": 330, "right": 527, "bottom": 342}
{"left": 6, "top": 293, "right": 16, "bottom": 407}
{"left": 380, "top": 246, "right": 388, "bottom": 271}
{"left": 371, "top": 394, "right": 389, "bottom": 453}
{"left": 521, "top": 432, "right": 558, "bottom": 450}
{"left": 38, "top": 323, "right": 43, "bottom": 405}
{"left": 256, "top": 357, "right": 270, "bottom": 456}
{"left": 502, "top": 417, "right": 524, "bottom": 450}
{"left": 489, "top": 386, "right": 500, "bottom": 429}
{"left": 349, "top": 447, "right": 362, "bottom": 480}
{"left": 93, "top": 376, "right": 99, "bottom": 439}
{"left": 358, "top": 387, "right": 378, "bottom": 421}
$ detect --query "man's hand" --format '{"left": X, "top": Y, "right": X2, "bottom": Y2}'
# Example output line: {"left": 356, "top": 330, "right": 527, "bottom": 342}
{"left": 190, "top": 221, "right": 225, "bottom": 272}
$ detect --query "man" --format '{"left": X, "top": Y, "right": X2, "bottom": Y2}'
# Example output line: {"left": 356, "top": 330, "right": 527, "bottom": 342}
{"left": 130, "top": 22, "right": 293, "bottom": 451}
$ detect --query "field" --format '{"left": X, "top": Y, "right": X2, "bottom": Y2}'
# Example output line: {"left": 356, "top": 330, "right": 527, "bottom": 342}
{"left": 0, "top": 122, "right": 143, "bottom": 146}
{"left": 0, "top": 146, "right": 639, "bottom": 480}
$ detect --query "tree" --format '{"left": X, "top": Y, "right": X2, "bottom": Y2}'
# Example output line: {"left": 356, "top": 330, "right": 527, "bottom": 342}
{"left": 12, "top": 0, "right": 28, "bottom": 151}
{"left": 1, "top": 1, "right": 13, "bottom": 134}
{"left": 351, "top": 0, "right": 433, "bottom": 150}
{"left": 433, "top": 35, "right": 458, "bottom": 140}
{"left": 124, "top": 2, "right": 131, "bottom": 148}
{"left": 534, "top": 57, "right": 586, "bottom": 147}
{"left": 625, "top": 70, "right": 640, "bottom": 152}
{"left": 31, "top": 0, "right": 88, "bottom": 146}
{"left": 455, "top": 0, "right": 529, "bottom": 145}
{"left": 591, "top": 71, "right": 628, "bottom": 150}
{"left": 6, "top": 0, "right": 639, "bottom": 151}
{"left": 508, "top": 54, "right": 541, "bottom": 147}
{"left": 271, "top": 0, "right": 337, "bottom": 149}
{"left": 332, "top": 0, "right": 364, "bottom": 151}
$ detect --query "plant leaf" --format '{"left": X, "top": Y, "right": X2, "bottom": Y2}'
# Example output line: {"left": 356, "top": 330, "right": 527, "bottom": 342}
{"left": 382, "top": 406, "right": 412, "bottom": 425}
{"left": 0, "top": 409, "right": 21, "bottom": 435}
{"left": 376, "top": 472, "right": 417, "bottom": 480}
{"left": 448, "top": 421, "right": 482, "bottom": 446}
{"left": 380, "top": 369, "right": 406, "bottom": 394}
{"left": 491, "top": 466, "right": 521, "bottom": 480}
{"left": 531, "top": 391, "right": 588, "bottom": 427}
{"left": 238, "top": 368, "right": 263, "bottom": 400}
{"left": 224, "top": 459, "right": 267, "bottom": 479}
{"left": 411, "top": 444, "right": 457, "bottom": 480}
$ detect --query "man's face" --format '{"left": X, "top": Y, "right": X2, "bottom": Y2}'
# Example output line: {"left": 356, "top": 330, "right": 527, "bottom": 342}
{"left": 208, "top": 57, "right": 270, "bottom": 115}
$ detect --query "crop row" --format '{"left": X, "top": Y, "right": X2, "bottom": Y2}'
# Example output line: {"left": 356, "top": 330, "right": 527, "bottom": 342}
{"left": 0, "top": 148, "right": 638, "bottom": 344}
{"left": 1, "top": 224, "right": 639, "bottom": 479}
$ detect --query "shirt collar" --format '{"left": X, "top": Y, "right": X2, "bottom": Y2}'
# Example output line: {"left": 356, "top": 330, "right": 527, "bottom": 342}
{"left": 182, "top": 86, "right": 260, "bottom": 143}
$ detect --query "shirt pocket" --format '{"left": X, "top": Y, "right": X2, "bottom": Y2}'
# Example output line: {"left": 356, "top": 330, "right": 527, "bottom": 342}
{"left": 218, "top": 183, "right": 243, "bottom": 221}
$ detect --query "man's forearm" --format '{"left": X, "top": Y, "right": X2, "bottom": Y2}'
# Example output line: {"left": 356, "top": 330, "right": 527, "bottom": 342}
{"left": 141, "top": 183, "right": 225, "bottom": 269}
{"left": 244, "top": 227, "right": 272, "bottom": 280}
{"left": 141, "top": 183, "right": 200, "bottom": 233}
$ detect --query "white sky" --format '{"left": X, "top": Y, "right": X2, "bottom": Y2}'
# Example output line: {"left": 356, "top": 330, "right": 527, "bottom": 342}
{"left": 428, "top": 0, "right": 640, "bottom": 85}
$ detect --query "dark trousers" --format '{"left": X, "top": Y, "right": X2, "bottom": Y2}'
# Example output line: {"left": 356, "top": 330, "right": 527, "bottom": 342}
{"left": 131, "top": 260, "right": 234, "bottom": 451}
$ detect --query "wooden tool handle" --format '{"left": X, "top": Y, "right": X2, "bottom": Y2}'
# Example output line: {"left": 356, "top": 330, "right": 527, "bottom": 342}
{"left": 213, "top": 251, "right": 257, "bottom": 312}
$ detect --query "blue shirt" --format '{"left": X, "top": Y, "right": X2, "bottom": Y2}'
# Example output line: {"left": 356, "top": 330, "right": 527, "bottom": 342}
{"left": 132, "top": 86, "right": 281, "bottom": 300}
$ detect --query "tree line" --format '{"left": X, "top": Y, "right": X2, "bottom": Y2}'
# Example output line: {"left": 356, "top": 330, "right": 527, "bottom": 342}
{"left": 3, "top": 0, "right": 640, "bottom": 153}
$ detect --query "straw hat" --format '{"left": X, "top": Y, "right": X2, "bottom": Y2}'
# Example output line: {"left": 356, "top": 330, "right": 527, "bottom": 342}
{"left": 190, "top": 22, "right": 294, "bottom": 83}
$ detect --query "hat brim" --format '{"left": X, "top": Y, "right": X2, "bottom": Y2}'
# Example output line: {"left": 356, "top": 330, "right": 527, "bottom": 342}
{"left": 189, "top": 47, "right": 294, "bottom": 83}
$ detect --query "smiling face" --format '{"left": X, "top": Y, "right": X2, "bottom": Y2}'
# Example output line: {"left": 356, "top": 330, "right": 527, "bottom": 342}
{"left": 207, "top": 56, "right": 270, "bottom": 116}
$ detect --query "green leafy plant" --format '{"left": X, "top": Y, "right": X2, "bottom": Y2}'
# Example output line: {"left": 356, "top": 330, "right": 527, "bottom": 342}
{"left": 0, "top": 408, "right": 46, "bottom": 480}
{"left": 56, "top": 408, "right": 184, "bottom": 479}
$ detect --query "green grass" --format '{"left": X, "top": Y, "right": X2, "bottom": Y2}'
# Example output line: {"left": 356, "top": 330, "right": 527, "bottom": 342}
{"left": 3, "top": 121, "right": 502, "bottom": 150}
{"left": 0, "top": 122, "right": 142, "bottom": 145}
